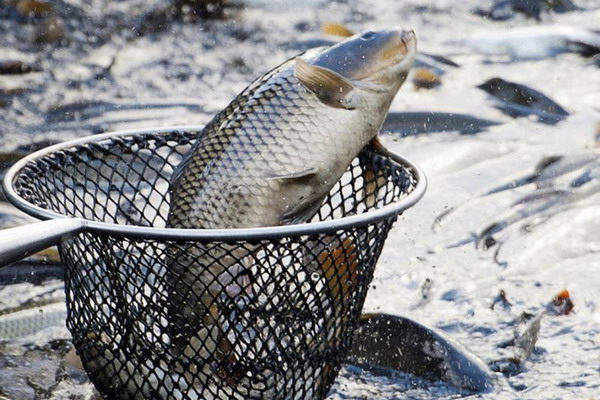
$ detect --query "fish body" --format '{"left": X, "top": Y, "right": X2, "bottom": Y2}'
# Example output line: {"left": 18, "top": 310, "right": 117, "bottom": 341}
{"left": 473, "top": 0, "right": 579, "bottom": 21}
{"left": 461, "top": 25, "right": 600, "bottom": 60}
{"left": 348, "top": 313, "right": 494, "bottom": 393}
{"left": 477, "top": 77, "right": 570, "bottom": 125}
{"left": 165, "top": 28, "right": 417, "bottom": 395}
{"left": 168, "top": 30, "right": 416, "bottom": 229}
{"left": 382, "top": 111, "right": 501, "bottom": 136}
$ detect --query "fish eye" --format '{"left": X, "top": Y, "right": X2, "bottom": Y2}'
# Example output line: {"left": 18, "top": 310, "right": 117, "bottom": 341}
{"left": 361, "top": 31, "right": 375, "bottom": 40}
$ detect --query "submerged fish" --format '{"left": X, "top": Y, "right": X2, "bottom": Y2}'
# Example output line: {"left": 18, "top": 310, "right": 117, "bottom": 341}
{"left": 473, "top": 0, "right": 580, "bottom": 21}
{"left": 348, "top": 313, "right": 494, "bottom": 393}
{"left": 165, "top": 28, "right": 417, "bottom": 395}
{"left": 382, "top": 111, "right": 501, "bottom": 136}
{"left": 460, "top": 25, "right": 600, "bottom": 61}
{"left": 477, "top": 78, "right": 570, "bottom": 125}
{"left": 484, "top": 153, "right": 598, "bottom": 195}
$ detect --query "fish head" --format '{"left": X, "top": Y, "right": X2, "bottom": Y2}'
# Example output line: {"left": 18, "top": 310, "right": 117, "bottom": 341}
{"left": 296, "top": 28, "right": 416, "bottom": 111}
{"left": 313, "top": 28, "right": 417, "bottom": 89}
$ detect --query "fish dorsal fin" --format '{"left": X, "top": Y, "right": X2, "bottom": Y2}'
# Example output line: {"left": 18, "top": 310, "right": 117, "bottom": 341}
{"left": 294, "top": 57, "right": 357, "bottom": 110}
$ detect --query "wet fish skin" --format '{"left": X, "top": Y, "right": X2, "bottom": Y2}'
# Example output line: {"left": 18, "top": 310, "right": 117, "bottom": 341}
{"left": 348, "top": 313, "right": 494, "bottom": 393}
{"left": 477, "top": 77, "right": 569, "bottom": 125}
{"left": 165, "top": 28, "right": 417, "bottom": 389}
{"left": 473, "top": 0, "right": 580, "bottom": 21}
{"left": 382, "top": 111, "right": 500, "bottom": 136}
{"left": 285, "top": 39, "right": 454, "bottom": 75}
{"left": 461, "top": 25, "right": 600, "bottom": 61}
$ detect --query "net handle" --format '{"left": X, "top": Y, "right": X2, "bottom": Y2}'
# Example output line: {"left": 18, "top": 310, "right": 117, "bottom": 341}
{"left": 0, "top": 218, "right": 83, "bottom": 267}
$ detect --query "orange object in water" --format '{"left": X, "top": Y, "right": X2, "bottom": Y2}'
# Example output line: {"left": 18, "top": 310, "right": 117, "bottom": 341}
{"left": 552, "top": 289, "right": 574, "bottom": 315}
{"left": 322, "top": 22, "right": 355, "bottom": 38}
{"left": 413, "top": 68, "right": 442, "bottom": 90}
{"left": 317, "top": 237, "right": 359, "bottom": 307}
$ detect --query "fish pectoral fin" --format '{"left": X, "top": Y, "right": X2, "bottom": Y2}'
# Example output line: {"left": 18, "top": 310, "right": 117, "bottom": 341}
{"left": 294, "top": 57, "right": 357, "bottom": 110}
{"left": 280, "top": 192, "right": 325, "bottom": 225}
{"left": 266, "top": 167, "right": 319, "bottom": 182}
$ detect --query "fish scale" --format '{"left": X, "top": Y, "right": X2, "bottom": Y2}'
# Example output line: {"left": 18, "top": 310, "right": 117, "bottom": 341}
{"left": 168, "top": 64, "right": 368, "bottom": 230}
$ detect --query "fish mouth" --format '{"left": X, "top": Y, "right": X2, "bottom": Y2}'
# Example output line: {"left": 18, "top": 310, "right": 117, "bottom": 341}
{"left": 355, "top": 28, "right": 416, "bottom": 84}
{"left": 309, "top": 28, "right": 416, "bottom": 84}
{"left": 378, "top": 29, "right": 417, "bottom": 64}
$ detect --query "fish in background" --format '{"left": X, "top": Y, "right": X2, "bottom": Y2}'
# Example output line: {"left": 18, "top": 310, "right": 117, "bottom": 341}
{"left": 314, "top": 23, "right": 508, "bottom": 137}
{"left": 165, "top": 28, "right": 417, "bottom": 396}
{"left": 490, "top": 289, "right": 575, "bottom": 377}
{"left": 477, "top": 77, "right": 570, "bottom": 125}
{"left": 381, "top": 111, "right": 501, "bottom": 136}
{"left": 473, "top": 0, "right": 580, "bottom": 21}
{"left": 459, "top": 25, "right": 600, "bottom": 61}
{"left": 348, "top": 313, "right": 494, "bottom": 393}
{"left": 437, "top": 152, "right": 600, "bottom": 260}
{"left": 475, "top": 157, "right": 600, "bottom": 250}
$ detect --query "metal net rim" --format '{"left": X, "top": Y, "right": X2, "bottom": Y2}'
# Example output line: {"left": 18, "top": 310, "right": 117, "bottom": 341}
{"left": 3, "top": 125, "right": 427, "bottom": 241}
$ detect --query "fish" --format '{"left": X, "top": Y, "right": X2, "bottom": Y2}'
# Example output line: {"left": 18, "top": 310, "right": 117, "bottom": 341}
{"left": 0, "top": 262, "right": 64, "bottom": 285}
{"left": 484, "top": 153, "right": 598, "bottom": 195}
{"left": 306, "top": 235, "right": 360, "bottom": 327}
{"left": 165, "top": 28, "right": 417, "bottom": 394}
{"left": 412, "top": 68, "right": 441, "bottom": 90}
{"left": 433, "top": 153, "right": 599, "bottom": 232}
{"left": 0, "top": 60, "right": 41, "bottom": 75}
{"left": 460, "top": 25, "right": 600, "bottom": 61}
{"left": 473, "top": 0, "right": 580, "bottom": 21}
{"left": 300, "top": 235, "right": 360, "bottom": 398}
{"left": 381, "top": 111, "right": 501, "bottom": 136}
{"left": 347, "top": 313, "right": 494, "bottom": 393}
{"left": 314, "top": 237, "right": 359, "bottom": 310}
{"left": 436, "top": 152, "right": 600, "bottom": 260}
{"left": 477, "top": 78, "right": 570, "bottom": 125}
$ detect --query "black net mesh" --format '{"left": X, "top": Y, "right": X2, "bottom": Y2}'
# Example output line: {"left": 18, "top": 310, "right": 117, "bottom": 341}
{"left": 12, "top": 129, "right": 418, "bottom": 400}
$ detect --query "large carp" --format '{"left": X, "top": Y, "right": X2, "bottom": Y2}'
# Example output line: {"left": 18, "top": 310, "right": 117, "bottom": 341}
{"left": 165, "top": 28, "right": 417, "bottom": 397}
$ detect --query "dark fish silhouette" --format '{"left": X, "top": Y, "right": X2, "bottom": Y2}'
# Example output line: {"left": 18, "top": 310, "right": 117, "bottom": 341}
{"left": 477, "top": 78, "right": 570, "bottom": 125}
{"left": 484, "top": 153, "right": 597, "bottom": 196}
{"left": 461, "top": 25, "right": 600, "bottom": 61}
{"left": 473, "top": 0, "right": 580, "bottom": 21}
{"left": 348, "top": 313, "right": 494, "bottom": 392}
{"left": 382, "top": 111, "right": 501, "bottom": 136}
{"left": 0, "top": 262, "right": 64, "bottom": 285}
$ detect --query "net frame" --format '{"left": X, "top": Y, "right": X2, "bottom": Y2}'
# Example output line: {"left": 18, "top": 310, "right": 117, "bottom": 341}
{"left": 3, "top": 126, "right": 426, "bottom": 400}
